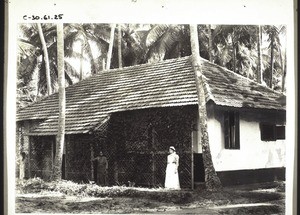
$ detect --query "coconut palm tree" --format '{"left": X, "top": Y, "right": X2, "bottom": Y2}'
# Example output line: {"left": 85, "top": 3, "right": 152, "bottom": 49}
{"left": 53, "top": 23, "right": 65, "bottom": 180}
{"left": 106, "top": 23, "right": 116, "bottom": 70}
{"left": 207, "top": 24, "right": 213, "bottom": 62}
{"left": 256, "top": 25, "right": 263, "bottom": 83}
{"left": 143, "top": 24, "right": 217, "bottom": 63}
{"left": 189, "top": 24, "right": 222, "bottom": 191}
{"left": 37, "top": 23, "right": 52, "bottom": 95}
{"left": 118, "top": 24, "right": 148, "bottom": 66}
{"left": 281, "top": 49, "right": 287, "bottom": 92}
{"left": 18, "top": 23, "right": 78, "bottom": 99}
{"left": 143, "top": 24, "right": 191, "bottom": 63}
{"left": 64, "top": 23, "right": 109, "bottom": 76}
{"left": 265, "top": 26, "right": 276, "bottom": 88}
{"left": 212, "top": 25, "right": 257, "bottom": 77}
{"left": 117, "top": 24, "right": 123, "bottom": 68}
{"left": 263, "top": 25, "right": 285, "bottom": 89}
{"left": 99, "top": 23, "right": 148, "bottom": 68}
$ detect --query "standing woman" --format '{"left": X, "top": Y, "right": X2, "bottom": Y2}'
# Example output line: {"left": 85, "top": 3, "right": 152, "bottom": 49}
{"left": 165, "top": 146, "right": 180, "bottom": 190}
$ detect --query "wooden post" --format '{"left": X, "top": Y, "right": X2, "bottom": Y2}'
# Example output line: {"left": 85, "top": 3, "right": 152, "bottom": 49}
{"left": 151, "top": 127, "right": 156, "bottom": 186}
{"left": 191, "top": 131, "right": 194, "bottom": 190}
{"left": 113, "top": 141, "right": 119, "bottom": 184}
{"left": 114, "top": 161, "right": 118, "bottom": 184}
{"left": 28, "top": 139, "right": 31, "bottom": 178}
{"left": 52, "top": 139, "right": 55, "bottom": 176}
{"left": 90, "top": 142, "right": 94, "bottom": 181}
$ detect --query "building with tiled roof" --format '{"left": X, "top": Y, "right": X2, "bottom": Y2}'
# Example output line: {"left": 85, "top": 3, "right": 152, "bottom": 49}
{"left": 16, "top": 56, "right": 286, "bottom": 188}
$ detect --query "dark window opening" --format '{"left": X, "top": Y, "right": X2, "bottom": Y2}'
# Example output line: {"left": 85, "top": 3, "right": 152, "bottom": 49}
{"left": 276, "top": 126, "right": 286, "bottom": 139}
{"left": 224, "top": 111, "right": 240, "bottom": 149}
{"left": 260, "top": 124, "right": 285, "bottom": 141}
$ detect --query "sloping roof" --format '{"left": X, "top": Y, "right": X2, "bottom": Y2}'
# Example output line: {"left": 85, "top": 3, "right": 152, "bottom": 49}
{"left": 17, "top": 56, "right": 286, "bottom": 135}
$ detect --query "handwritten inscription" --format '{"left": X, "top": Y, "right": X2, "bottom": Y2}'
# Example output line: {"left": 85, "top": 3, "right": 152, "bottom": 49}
{"left": 23, "top": 14, "right": 64, "bottom": 21}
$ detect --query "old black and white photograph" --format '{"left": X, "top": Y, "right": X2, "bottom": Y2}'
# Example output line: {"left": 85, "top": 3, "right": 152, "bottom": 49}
{"left": 4, "top": 0, "right": 296, "bottom": 214}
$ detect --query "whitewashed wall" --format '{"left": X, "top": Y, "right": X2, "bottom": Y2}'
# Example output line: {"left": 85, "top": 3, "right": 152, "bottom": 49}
{"left": 194, "top": 106, "right": 286, "bottom": 172}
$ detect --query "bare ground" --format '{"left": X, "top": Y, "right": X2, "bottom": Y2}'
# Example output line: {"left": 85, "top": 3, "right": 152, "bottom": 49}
{"left": 15, "top": 181, "right": 285, "bottom": 214}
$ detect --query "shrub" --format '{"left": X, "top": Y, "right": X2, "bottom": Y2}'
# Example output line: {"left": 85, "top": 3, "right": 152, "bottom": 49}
{"left": 17, "top": 177, "right": 49, "bottom": 193}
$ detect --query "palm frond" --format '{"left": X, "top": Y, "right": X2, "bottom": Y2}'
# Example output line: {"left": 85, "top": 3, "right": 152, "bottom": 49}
{"left": 145, "top": 24, "right": 170, "bottom": 47}
{"left": 64, "top": 60, "right": 80, "bottom": 80}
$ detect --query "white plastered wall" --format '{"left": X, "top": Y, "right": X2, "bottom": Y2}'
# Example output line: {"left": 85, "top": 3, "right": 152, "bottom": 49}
{"left": 195, "top": 105, "right": 286, "bottom": 172}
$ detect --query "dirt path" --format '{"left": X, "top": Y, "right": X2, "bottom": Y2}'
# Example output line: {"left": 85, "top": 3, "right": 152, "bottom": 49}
{"left": 15, "top": 182, "right": 285, "bottom": 214}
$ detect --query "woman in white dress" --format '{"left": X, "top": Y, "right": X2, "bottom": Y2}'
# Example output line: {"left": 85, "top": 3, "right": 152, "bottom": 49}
{"left": 164, "top": 146, "right": 180, "bottom": 190}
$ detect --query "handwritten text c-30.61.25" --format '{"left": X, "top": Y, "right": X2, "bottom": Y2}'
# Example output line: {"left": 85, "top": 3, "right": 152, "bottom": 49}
{"left": 23, "top": 14, "right": 64, "bottom": 21}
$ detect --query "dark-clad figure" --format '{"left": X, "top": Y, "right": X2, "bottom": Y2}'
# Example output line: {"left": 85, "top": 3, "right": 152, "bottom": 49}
{"left": 93, "top": 151, "right": 108, "bottom": 186}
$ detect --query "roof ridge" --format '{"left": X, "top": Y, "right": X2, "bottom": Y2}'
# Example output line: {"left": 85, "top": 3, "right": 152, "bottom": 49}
{"left": 200, "top": 57, "right": 285, "bottom": 96}
{"left": 100, "top": 56, "right": 192, "bottom": 74}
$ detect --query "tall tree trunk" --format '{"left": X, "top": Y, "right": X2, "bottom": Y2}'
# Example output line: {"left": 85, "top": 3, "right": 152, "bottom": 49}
{"left": 232, "top": 42, "right": 237, "bottom": 73}
{"left": 117, "top": 24, "right": 123, "bottom": 68}
{"left": 281, "top": 50, "right": 286, "bottom": 92}
{"left": 37, "top": 23, "right": 52, "bottom": 95}
{"left": 53, "top": 23, "right": 65, "bottom": 180}
{"left": 270, "top": 37, "right": 274, "bottom": 88}
{"left": 207, "top": 25, "right": 213, "bottom": 62}
{"left": 189, "top": 24, "right": 222, "bottom": 191}
{"left": 257, "top": 25, "right": 262, "bottom": 83}
{"left": 18, "top": 126, "right": 25, "bottom": 179}
{"left": 106, "top": 23, "right": 116, "bottom": 70}
{"left": 87, "top": 49, "right": 97, "bottom": 75}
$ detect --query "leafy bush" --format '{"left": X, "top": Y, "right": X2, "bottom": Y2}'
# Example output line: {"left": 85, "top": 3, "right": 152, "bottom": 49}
{"left": 17, "top": 177, "right": 49, "bottom": 193}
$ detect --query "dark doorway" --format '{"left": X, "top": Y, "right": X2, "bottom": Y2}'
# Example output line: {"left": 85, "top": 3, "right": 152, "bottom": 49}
{"left": 193, "top": 153, "right": 205, "bottom": 182}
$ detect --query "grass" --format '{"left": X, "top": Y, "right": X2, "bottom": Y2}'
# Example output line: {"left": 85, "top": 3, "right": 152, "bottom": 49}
{"left": 16, "top": 177, "right": 192, "bottom": 203}
{"left": 16, "top": 178, "right": 285, "bottom": 214}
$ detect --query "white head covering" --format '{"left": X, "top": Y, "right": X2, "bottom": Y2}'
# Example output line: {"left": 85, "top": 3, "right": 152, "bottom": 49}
{"left": 169, "top": 146, "right": 176, "bottom": 151}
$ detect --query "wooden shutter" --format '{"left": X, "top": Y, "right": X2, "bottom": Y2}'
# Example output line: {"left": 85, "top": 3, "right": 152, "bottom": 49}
{"left": 234, "top": 112, "right": 240, "bottom": 149}
{"left": 224, "top": 111, "right": 230, "bottom": 149}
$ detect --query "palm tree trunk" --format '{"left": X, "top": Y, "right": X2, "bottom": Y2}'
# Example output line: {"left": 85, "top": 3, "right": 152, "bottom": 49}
{"left": 53, "top": 23, "right": 65, "bottom": 180}
{"left": 189, "top": 24, "right": 222, "bottom": 191}
{"left": 207, "top": 25, "right": 213, "bottom": 62}
{"left": 257, "top": 25, "right": 262, "bottom": 83}
{"left": 106, "top": 23, "right": 116, "bottom": 70}
{"left": 87, "top": 48, "right": 97, "bottom": 75}
{"left": 18, "top": 126, "right": 26, "bottom": 179}
{"left": 282, "top": 50, "right": 286, "bottom": 92}
{"left": 270, "top": 37, "right": 274, "bottom": 88}
{"left": 37, "top": 23, "right": 52, "bottom": 95}
{"left": 80, "top": 39, "right": 84, "bottom": 80}
{"left": 118, "top": 24, "right": 123, "bottom": 68}
{"left": 233, "top": 42, "right": 237, "bottom": 73}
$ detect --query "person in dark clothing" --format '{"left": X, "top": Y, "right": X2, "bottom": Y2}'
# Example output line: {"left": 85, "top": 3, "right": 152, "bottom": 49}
{"left": 93, "top": 151, "right": 108, "bottom": 186}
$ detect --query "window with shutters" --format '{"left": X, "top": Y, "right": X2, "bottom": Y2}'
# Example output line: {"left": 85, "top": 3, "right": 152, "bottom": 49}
{"left": 224, "top": 111, "right": 240, "bottom": 149}
{"left": 260, "top": 123, "right": 285, "bottom": 141}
